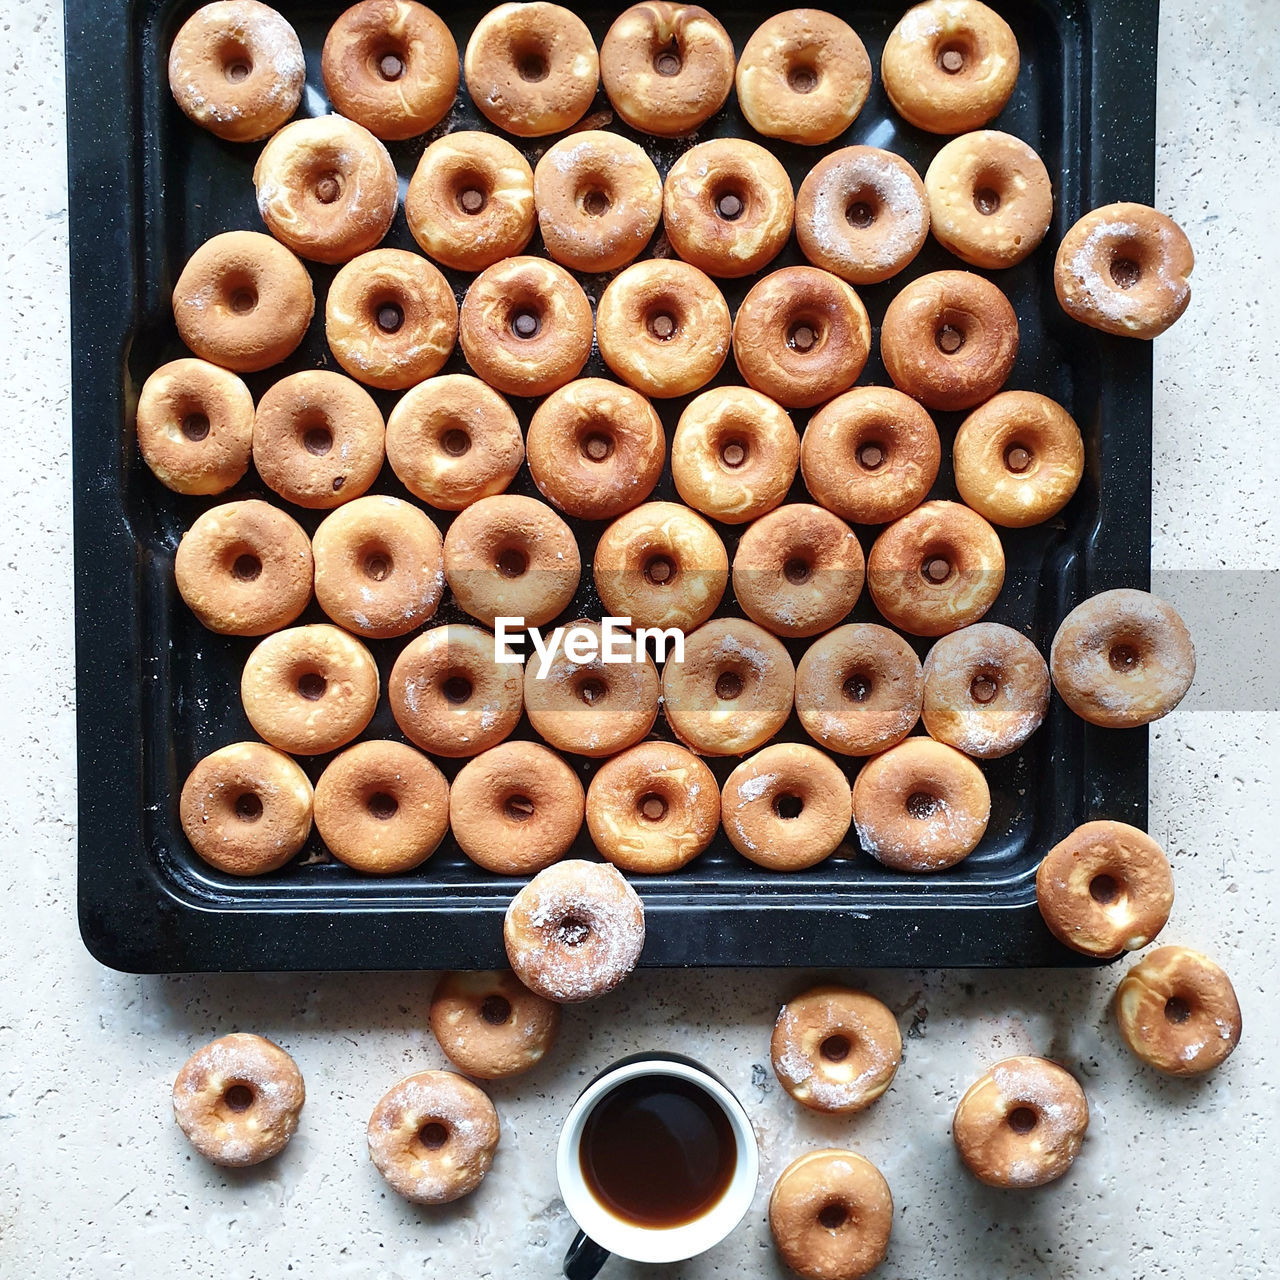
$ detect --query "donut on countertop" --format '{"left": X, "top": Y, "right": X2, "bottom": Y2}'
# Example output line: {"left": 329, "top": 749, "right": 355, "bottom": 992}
{"left": 429, "top": 970, "right": 562, "bottom": 1079}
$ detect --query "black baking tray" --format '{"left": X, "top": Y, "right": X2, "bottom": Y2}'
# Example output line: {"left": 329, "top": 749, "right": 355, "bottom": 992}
{"left": 67, "top": 0, "right": 1159, "bottom": 973}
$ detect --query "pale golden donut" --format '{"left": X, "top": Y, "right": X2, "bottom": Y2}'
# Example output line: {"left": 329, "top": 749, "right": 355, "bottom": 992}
{"left": 429, "top": 971, "right": 562, "bottom": 1079}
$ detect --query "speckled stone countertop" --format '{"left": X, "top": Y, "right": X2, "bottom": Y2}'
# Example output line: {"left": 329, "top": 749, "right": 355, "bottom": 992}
{"left": 1, "top": 2, "right": 1275, "bottom": 1277}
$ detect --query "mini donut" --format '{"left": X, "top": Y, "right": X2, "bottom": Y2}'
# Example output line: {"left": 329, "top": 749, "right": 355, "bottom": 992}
{"left": 921, "top": 622, "right": 1049, "bottom": 759}
{"left": 367, "top": 1070, "right": 500, "bottom": 1204}
{"left": 600, "top": 3, "right": 735, "bottom": 137}
{"left": 1049, "top": 589, "right": 1195, "bottom": 728}
{"left": 389, "top": 624, "right": 524, "bottom": 757}
{"left": 771, "top": 986, "right": 901, "bottom": 1113}
{"left": 406, "top": 132, "right": 536, "bottom": 272}
{"left": 527, "top": 379, "right": 665, "bottom": 520}
{"left": 173, "top": 230, "right": 313, "bottom": 373}
{"left": 662, "top": 616, "right": 795, "bottom": 757}
{"left": 180, "top": 742, "right": 313, "bottom": 875}
{"left": 867, "top": 500, "right": 1005, "bottom": 637}
{"left": 880, "top": 269, "right": 1019, "bottom": 412}
{"left": 136, "top": 359, "right": 254, "bottom": 494}
{"left": 882, "top": 0, "right": 1019, "bottom": 135}
{"left": 672, "top": 387, "right": 798, "bottom": 525}
{"left": 925, "top": 130, "right": 1053, "bottom": 269}
{"left": 463, "top": 2, "right": 599, "bottom": 137}
{"left": 952, "top": 1056, "right": 1088, "bottom": 1188}
{"left": 801, "top": 387, "right": 940, "bottom": 526}
{"left": 253, "top": 370, "right": 385, "bottom": 509}
{"left": 732, "top": 504, "right": 865, "bottom": 639}
{"left": 522, "top": 622, "right": 660, "bottom": 758}
{"left": 321, "top": 0, "right": 459, "bottom": 141}
{"left": 596, "top": 260, "right": 731, "bottom": 398}
{"left": 503, "top": 859, "right": 646, "bottom": 1002}
{"left": 662, "top": 138, "right": 794, "bottom": 279}
{"left": 1035, "top": 820, "right": 1174, "bottom": 958}
{"left": 953, "top": 391, "right": 1083, "bottom": 528}
{"left": 442, "top": 495, "right": 581, "bottom": 629}
{"left": 533, "top": 132, "right": 663, "bottom": 273}
{"left": 733, "top": 266, "right": 871, "bottom": 410}
{"left": 240, "top": 623, "right": 380, "bottom": 755}
{"left": 585, "top": 741, "right": 719, "bottom": 873}
{"left": 168, "top": 0, "right": 305, "bottom": 143}
{"left": 1115, "top": 946, "right": 1242, "bottom": 1076}
{"left": 324, "top": 249, "right": 458, "bottom": 391}
{"left": 173, "top": 1034, "right": 305, "bottom": 1167}
{"left": 851, "top": 736, "right": 989, "bottom": 871}
{"left": 721, "top": 743, "right": 851, "bottom": 870}
{"left": 593, "top": 502, "right": 728, "bottom": 633}
{"left": 1054, "top": 203, "right": 1194, "bottom": 339}
{"left": 795, "top": 623, "right": 924, "bottom": 757}
{"left": 254, "top": 116, "right": 398, "bottom": 265}
{"left": 386, "top": 375, "right": 523, "bottom": 511}
{"left": 737, "top": 9, "right": 871, "bottom": 145}
{"left": 312, "top": 496, "right": 445, "bottom": 640}
{"left": 449, "top": 741, "right": 585, "bottom": 874}
{"left": 175, "top": 499, "right": 313, "bottom": 635}
{"left": 458, "top": 257, "right": 593, "bottom": 399}
{"left": 769, "top": 1149, "right": 893, "bottom": 1280}
{"left": 429, "top": 971, "right": 562, "bottom": 1079}
{"left": 796, "top": 146, "right": 930, "bottom": 286}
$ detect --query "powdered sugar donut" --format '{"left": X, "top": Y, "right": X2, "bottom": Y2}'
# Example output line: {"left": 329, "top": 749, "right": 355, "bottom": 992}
{"left": 429, "top": 970, "right": 561, "bottom": 1079}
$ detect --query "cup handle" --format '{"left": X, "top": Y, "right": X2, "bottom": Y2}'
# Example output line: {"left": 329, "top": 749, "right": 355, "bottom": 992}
{"left": 562, "top": 1230, "right": 610, "bottom": 1279}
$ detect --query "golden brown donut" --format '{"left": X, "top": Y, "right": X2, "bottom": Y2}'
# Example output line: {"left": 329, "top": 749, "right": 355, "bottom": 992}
{"left": 168, "top": 0, "right": 305, "bottom": 143}
{"left": 173, "top": 230, "right": 314, "bottom": 373}
{"left": 240, "top": 623, "right": 380, "bottom": 755}
{"left": 771, "top": 986, "right": 901, "bottom": 1113}
{"left": 321, "top": 0, "right": 459, "bottom": 141}
{"left": 1054, "top": 203, "right": 1194, "bottom": 339}
{"left": 1115, "top": 947, "right": 1242, "bottom": 1077}
{"left": 1035, "top": 820, "right": 1174, "bottom": 958}
{"left": 953, "top": 391, "right": 1083, "bottom": 528}
{"left": 585, "top": 741, "right": 719, "bottom": 873}
{"left": 672, "top": 386, "right": 798, "bottom": 525}
{"left": 851, "top": 736, "right": 989, "bottom": 871}
{"left": 252, "top": 370, "right": 386, "bottom": 508}
{"left": 796, "top": 146, "right": 929, "bottom": 286}
{"left": 600, "top": 3, "right": 734, "bottom": 137}
{"left": 733, "top": 266, "right": 871, "bottom": 409}
{"left": 732, "top": 504, "right": 865, "bottom": 639}
{"left": 721, "top": 743, "right": 851, "bottom": 870}
{"left": 533, "top": 132, "right": 662, "bottom": 273}
{"left": 389, "top": 624, "right": 524, "bottom": 757}
{"left": 737, "top": 9, "right": 871, "bottom": 145}
{"left": 136, "top": 358, "right": 254, "bottom": 494}
{"left": 1049, "top": 589, "right": 1195, "bottom": 728}
{"left": 662, "top": 138, "right": 794, "bottom": 279}
{"left": 443, "top": 494, "right": 581, "bottom": 629}
{"left": 175, "top": 499, "right": 313, "bottom": 635}
{"left": 593, "top": 502, "right": 728, "bottom": 633}
{"left": 449, "top": 740, "right": 584, "bottom": 874}
{"left": 596, "top": 260, "right": 731, "bottom": 398}
{"left": 880, "top": 270, "right": 1018, "bottom": 411}
{"left": 254, "top": 116, "right": 398, "bottom": 265}
{"left": 662, "top": 616, "right": 795, "bottom": 756}
{"left": 882, "top": 0, "right": 1019, "bottom": 135}
{"left": 526, "top": 379, "right": 665, "bottom": 520}
{"left": 925, "top": 130, "right": 1052, "bottom": 269}
{"left": 429, "top": 971, "right": 561, "bottom": 1079}
{"left": 463, "top": 2, "right": 599, "bottom": 137}
{"left": 406, "top": 132, "right": 536, "bottom": 272}
{"left": 179, "top": 742, "right": 313, "bottom": 876}
{"left": 324, "top": 248, "right": 458, "bottom": 391}
{"left": 458, "top": 256, "right": 593, "bottom": 398}
{"left": 921, "top": 622, "right": 1049, "bottom": 759}
{"left": 503, "top": 859, "right": 646, "bottom": 1002}
{"left": 796, "top": 624, "right": 924, "bottom": 757}
{"left": 311, "top": 495, "right": 445, "bottom": 640}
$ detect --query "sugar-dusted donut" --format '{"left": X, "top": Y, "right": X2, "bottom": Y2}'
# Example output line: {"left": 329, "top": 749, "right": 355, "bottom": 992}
{"left": 429, "top": 971, "right": 561, "bottom": 1078}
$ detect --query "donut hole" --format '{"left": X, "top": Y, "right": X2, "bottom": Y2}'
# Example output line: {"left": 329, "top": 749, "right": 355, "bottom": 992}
{"left": 783, "top": 556, "right": 812, "bottom": 585}
{"left": 856, "top": 439, "right": 886, "bottom": 471}
{"left": 843, "top": 671, "right": 872, "bottom": 702}
{"left": 718, "top": 435, "right": 748, "bottom": 469}
{"left": 515, "top": 44, "right": 550, "bottom": 83}
{"left": 181, "top": 412, "right": 211, "bottom": 442}
{"left": 231, "top": 553, "right": 262, "bottom": 582}
{"left": 1164, "top": 995, "right": 1192, "bottom": 1024}
{"left": 973, "top": 185, "right": 1002, "bottom": 217}
{"left": 440, "top": 427, "right": 472, "bottom": 457}
{"left": 481, "top": 994, "right": 513, "bottom": 1025}
{"left": 302, "top": 423, "right": 334, "bottom": 457}
{"left": 1003, "top": 441, "right": 1034, "bottom": 474}
{"left": 362, "top": 547, "right": 394, "bottom": 582}
{"left": 638, "top": 791, "right": 669, "bottom": 822}
{"left": 504, "top": 794, "right": 536, "bottom": 822}
{"left": 313, "top": 171, "right": 343, "bottom": 205}
{"left": 297, "top": 671, "right": 327, "bottom": 701}
{"left": 496, "top": 547, "right": 528, "bottom": 578}
{"left": 772, "top": 793, "right": 804, "bottom": 820}
{"left": 233, "top": 792, "right": 263, "bottom": 823}
{"left": 576, "top": 675, "right": 608, "bottom": 706}
{"left": 715, "top": 669, "right": 745, "bottom": 701}
{"left": 1110, "top": 253, "right": 1143, "bottom": 290}
{"left": 1108, "top": 642, "right": 1141, "bottom": 673}
{"left": 845, "top": 186, "right": 880, "bottom": 229}
{"left": 646, "top": 308, "right": 679, "bottom": 341}
{"left": 555, "top": 915, "right": 592, "bottom": 946}
{"left": 510, "top": 306, "right": 542, "bottom": 340}
{"left": 935, "top": 323, "right": 966, "bottom": 355}
{"left": 1089, "top": 873, "right": 1121, "bottom": 904}
{"left": 819, "top": 1033, "right": 852, "bottom": 1063}
{"left": 373, "top": 300, "right": 405, "bottom": 334}
{"left": 936, "top": 41, "right": 971, "bottom": 75}
{"left": 416, "top": 1121, "right": 450, "bottom": 1152}
{"left": 644, "top": 554, "right": 677, "bottom": 586}
{"left": 580, "top": 188, "right": 613, "bottom": 218}
{"left": 1007, "top": 1106, "right": 1038, "bottom": 1135}
{"left": 817, "top": 1203, "right": 848, "bottom": 1232}
{"left": 227, "top": 286, "right": 258, "bottom": 316}
{"left": 441, "top": 673, "right": 473, "bottom": 704}
{"left": 218, "top": 40, "right": 253, "bottom": 84}
{"left": 906, "top": 790, "right": 940, "bottom": 820}
{"left": 376, "top": 50, "right": 406, "bottom": 81}
{"left": 222, "top": 1083, "right": 255, "bottom": 1111}
{"left": 787, "top": 318, "right": 822, "bottom": 354}
{"left": 921, "top": 554, "right": 953, "bottom": 585}
{"left": 653, "top": 44, "right": 682, "bottom": 77}
{"left": 786, "top": 62, "right": 819, "bottom": 94}
{"left": 579, "top": 429, "right": 615, "bottom": 463}
{"left": 451, "top": 170, "right": 489, "bottom": 216}
{"left": 969, "top": 672, "right": 1000, "bottom": 705}
{"left": 713, "top": 186, "right": 746, "bottom": 222}
{"left": 367, "top": 791, "right": 399, "bottom": 821}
